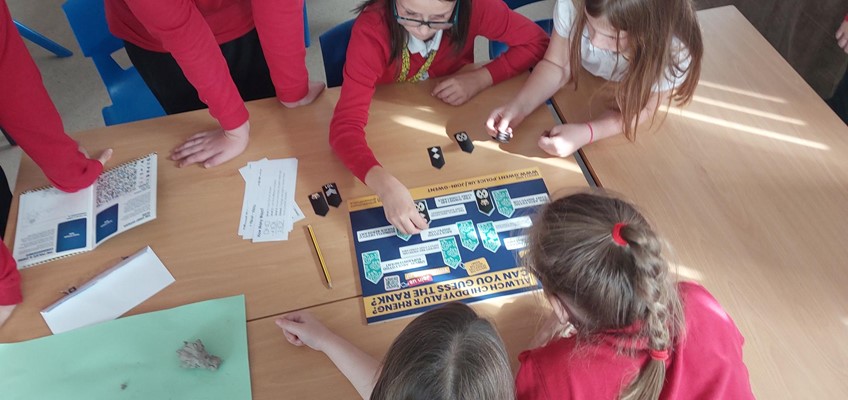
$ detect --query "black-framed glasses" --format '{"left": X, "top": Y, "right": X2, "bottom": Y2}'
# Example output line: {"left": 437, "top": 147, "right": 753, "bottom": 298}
{"left": 393, "top": 0, "right": 459, "bottom": 30}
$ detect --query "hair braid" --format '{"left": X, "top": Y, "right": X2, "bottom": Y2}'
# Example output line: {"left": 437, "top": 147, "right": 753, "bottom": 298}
{"left": 619, "top": 224, "right": 682, "bottom": 400}
{"left": 525, "top": 191, "right": 685, "bottom": 400}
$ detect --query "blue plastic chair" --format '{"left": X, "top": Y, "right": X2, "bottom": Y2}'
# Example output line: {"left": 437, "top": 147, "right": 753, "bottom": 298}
{"left": 303, "top": 3, "right": 311, "bottom": 48}
{"left": 319, "top": 19, "right": 356, "bottom": 88}
{"left": 14, "top": 20, "right": 73, "bottom": 58}
{"left": 62, "top": 0, "right": 166, "bottom": 126}
{"left": 489, "top": 0, "right": 553, "bottom": 59}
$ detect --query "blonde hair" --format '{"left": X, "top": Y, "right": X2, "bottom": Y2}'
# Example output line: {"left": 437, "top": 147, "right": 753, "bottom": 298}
{"left": 569, "top": 0, "right": 703, "bottom": 140}
{"left": 370, "top": 302, "right": 514, "bottom": 400}
{"left": 527, "top": 192, "right": 683, "bottom": 400}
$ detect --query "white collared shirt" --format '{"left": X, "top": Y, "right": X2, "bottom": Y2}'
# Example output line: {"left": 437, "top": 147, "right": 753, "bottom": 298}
{"left": 406, "top": 30, "right": 444, "bottom": 80}
{"left": 407, "top": 29, "right": 443, "bottom": 58}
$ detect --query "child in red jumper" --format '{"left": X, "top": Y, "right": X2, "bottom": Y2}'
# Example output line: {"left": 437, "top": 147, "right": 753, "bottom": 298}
{"left": 0, "top": 0, "right": 111, "bottom": 327}
{"left": 518, "top": 192, "right": 755, "bottom": 400}
{"left": 330, "top": 0, "right": 549, "bottom": 235}
{"left": 106, "top": 0, "right": 324, "bottom": 169}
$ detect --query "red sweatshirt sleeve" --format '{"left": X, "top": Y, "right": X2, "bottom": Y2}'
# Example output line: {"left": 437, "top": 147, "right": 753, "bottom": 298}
{"left": 0, "top": 242, "right": 21, "bottom": 306}
{"left": 252, "top": 0, "right": 309, "bottom": 103}
{"left": 475, "top": 0, "right": 549, "bottom": 84}
{"left": 0, "top": 0, "right": 102, "bottom": 193}
{"left": 4, "top": 0, "right": 88, "bottom": 306}
{"left": 328, "top": 12, "right": 392, "bottom": 182}
{"left": 122, "top": 0, "right": 248, "bottom": 130}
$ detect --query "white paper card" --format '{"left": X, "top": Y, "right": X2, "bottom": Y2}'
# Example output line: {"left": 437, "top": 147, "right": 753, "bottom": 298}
{"left": 40, "top": 246, "right": 175, "bottom": 334}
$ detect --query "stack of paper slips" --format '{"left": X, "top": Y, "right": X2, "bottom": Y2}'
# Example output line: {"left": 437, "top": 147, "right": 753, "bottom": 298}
{"left": 238, "top": 158, "right": 304, "bottom": 242}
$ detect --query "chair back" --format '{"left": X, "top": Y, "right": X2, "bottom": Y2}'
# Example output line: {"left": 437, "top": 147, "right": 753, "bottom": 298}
{"left": 503, "top": 0, "right": 547, "bottom": 10}
{"left": 62, "top": 0, "right": 165, "bottom": 125}
{"left": 62, "top": 0, "right": 123, "bottom": 58}
{"left": 319, "top": 19, "right": 356, "bottom": 88}
{"left": 489, "top": 19, "right": 552, "bottom": 59}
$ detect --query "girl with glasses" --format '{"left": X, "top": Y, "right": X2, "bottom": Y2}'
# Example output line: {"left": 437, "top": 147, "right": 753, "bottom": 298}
{"left": 331, "top": 0, "right": 549, "bottom": 236}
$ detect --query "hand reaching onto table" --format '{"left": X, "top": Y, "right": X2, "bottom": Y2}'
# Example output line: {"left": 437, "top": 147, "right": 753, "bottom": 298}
{"left": 170, "top": 121, "right": 250, "bottom": 168}
{"left": 486, "top": 103, "right": 528, "bottom": 139}
{"left": 276, "top": 311, "right": 336, "bottom": 352}
{"left": 432, "top": 69, "right": 492, "bottom": 106}
{"left": 365, "top": 167, "right": 428, "bottom": 235}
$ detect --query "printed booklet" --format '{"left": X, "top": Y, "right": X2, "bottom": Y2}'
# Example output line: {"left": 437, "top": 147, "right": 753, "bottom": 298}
{"left": 13, "top": 153, "right": 157, "bottom": 268}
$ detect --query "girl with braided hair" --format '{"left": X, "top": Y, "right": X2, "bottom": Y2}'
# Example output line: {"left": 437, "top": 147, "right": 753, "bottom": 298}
{"left": 517, "top": 192, "right": 754, "bottom": 400}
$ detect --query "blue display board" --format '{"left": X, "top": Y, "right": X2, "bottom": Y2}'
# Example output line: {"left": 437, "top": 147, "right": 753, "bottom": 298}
{"left": 348, "top": 168, "right": 549, "bottom": 324}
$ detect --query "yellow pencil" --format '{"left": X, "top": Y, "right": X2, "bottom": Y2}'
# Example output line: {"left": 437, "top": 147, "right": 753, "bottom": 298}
{"left": 307, "top": 224, "right": 332, "bottom": 288}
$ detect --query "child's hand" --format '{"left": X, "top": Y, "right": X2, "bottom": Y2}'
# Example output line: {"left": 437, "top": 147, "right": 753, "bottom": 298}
{"left": 170, "top": 120, "right": 250, "bottom": 168}
{"left": 837, "top": 20, "right": 848, "bottom": 54}
{"left": 365, "top": 168, "right": 428, "bottom": 235}
{"left": 78, "top": 145, "right": 113, "bottom": 167}
{"left": 0, "top": 304, "right": 17, "bottom": 328}
{"left": 280, "top": 81, "right": 326, "bottom": 108}
{"left": 275, "top": 311, "right": 335, "bottom": 352}
{"left": 486, "top": 104, "right": 526, "bottom": 139}
{"left": 379, "top": 179, "right": 428, "bottom": 235}
{"left": 432, "top": 70, "right": 492, "bottom": 106}
{"left": 95, "top": 149, "right": 114, "bottom": 166}
{"left": 537, "top": 123, "right": 592, "bottom": 157}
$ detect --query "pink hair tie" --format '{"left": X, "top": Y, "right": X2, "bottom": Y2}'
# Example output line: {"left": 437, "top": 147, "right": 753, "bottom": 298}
{"left": 649, "top": 349, "right": 669, "bottom": 361}
{"left": 611, "top": 223, "right": 627, "bottom": 246}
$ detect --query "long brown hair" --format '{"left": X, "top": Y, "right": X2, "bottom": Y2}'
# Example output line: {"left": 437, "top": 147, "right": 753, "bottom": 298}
{"left": 526, "top": 192, "right": 684, "bottom": 400}
{"left": 355, "top": 0, "right": 472, "bottom": 62}
{"left": 568, "top": 0, "right": 703, "bottom": 140}
{"left": 370, "top": 302, "right": 514, "bottom": 400}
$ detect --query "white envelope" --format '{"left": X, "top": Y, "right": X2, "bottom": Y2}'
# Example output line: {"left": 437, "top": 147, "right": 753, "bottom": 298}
{"left": 40, "top": 246, "right": 175, "bottom": 334}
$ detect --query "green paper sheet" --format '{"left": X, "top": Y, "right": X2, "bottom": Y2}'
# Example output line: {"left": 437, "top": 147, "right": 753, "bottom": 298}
{"left": 0, "top": 295, "right": 251, "bottom": 399}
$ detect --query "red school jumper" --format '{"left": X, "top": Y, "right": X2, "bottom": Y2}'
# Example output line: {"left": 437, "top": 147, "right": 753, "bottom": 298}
{"left": 105, "top": 0, "right": 309, "bottom": 130}
{"left": 329, "top": 0, "right": 549, "bottom": 182}
{"left": 515, "top": 282, "right": 755, "bottom": 400}
{"left": 0, "top": 0, "right": 104, "bottom": 305}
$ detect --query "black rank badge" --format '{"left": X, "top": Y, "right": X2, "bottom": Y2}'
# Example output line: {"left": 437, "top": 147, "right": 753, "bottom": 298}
{"left": 475, "top": 188, "right": 494, "bottom": 216}
{"left": 322, "top": 182, "right": 342, "bottom": 207}
{"left": 415, "top": 200, "right": 431, "bottom": 224}
{"left": 454, "top": 131, "right": 474, "bottom": 153}
{"left": 428, "top": 146, "right": 445, "bottom": 169}
{"left": 309, "top": 191, "right": 330, "bottom": 216}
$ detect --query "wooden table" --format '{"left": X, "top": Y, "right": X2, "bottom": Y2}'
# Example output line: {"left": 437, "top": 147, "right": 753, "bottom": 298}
{"left": 551, "top": 6, "right": 848, "bottom": 399}
{"left": 0, "top": 70, "right": 586, "bottom": 387}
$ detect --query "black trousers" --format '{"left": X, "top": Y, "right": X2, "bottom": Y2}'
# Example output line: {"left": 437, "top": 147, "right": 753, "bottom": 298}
{"left": 827, "top": 69, "right": 848, "bottom": 125}
{"left": 124, "top": 29, "right": 276, "bottom": 115}
{"left": 0, "top": 167, "right": 11, "bottom": 239}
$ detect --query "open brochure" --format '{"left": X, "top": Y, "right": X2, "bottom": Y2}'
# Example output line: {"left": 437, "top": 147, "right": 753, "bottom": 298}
{"left": 13, "top": 153, "right": 158, "bottom": 268}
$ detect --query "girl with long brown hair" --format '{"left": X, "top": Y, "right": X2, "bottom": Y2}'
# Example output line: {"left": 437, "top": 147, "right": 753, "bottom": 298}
{"left": 517, "top": 192, "right": 754, "bottom": 399}
{"left": 486, "top": 0, "right": 703, "bottom": 157}
{"left": 277, "top": 302, "right": 514, "bottom": 400}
